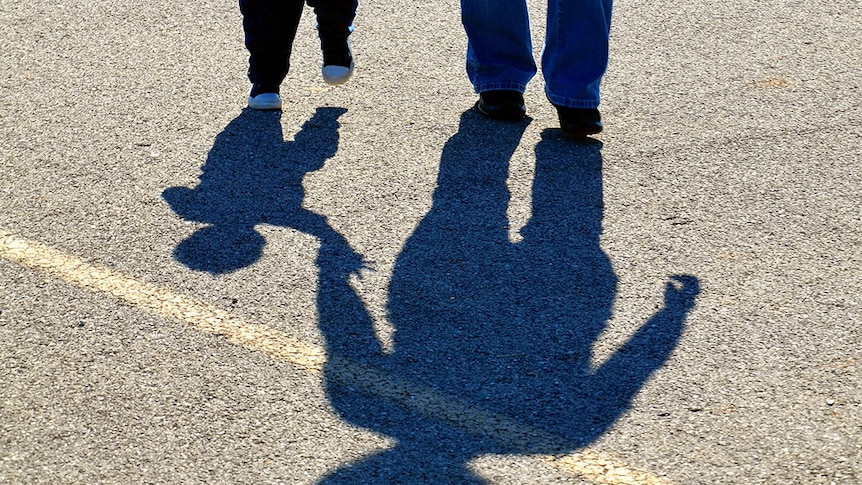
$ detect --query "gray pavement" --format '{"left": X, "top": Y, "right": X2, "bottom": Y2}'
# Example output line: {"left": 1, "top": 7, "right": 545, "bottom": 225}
{"left": 1, "top": 0, "right": 861, "bottom": 483}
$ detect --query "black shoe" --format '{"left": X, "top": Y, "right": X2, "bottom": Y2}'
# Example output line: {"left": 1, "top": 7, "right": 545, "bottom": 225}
{"left": 321, "top": 39, "right": 354, "bottom": 85}
{"left": 248, "top": 84, "right": 282, "bottom": 110}
{"left": 476, "top": 90, "right": 526, "bottom": 120}
{"left": 555, "top": 106, "right": 603, "bottom": 138}
{"left": 250, "top": 84, "right": 279, "bottom": 97}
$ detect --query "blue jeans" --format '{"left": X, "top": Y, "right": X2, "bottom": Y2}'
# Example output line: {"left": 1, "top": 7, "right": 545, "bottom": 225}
{"left": 461, "top": 0, "right": 612, "bottom": 108}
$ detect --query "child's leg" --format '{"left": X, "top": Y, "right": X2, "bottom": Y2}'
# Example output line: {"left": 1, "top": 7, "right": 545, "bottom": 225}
{"left": 240, "top": 0, "right": 306, "bottom": 91}
{"left": 309, "top": 0, "right": 357, "bottom": 84}
{"left": 308, "top": 0, "right": 357, "bottom": 51}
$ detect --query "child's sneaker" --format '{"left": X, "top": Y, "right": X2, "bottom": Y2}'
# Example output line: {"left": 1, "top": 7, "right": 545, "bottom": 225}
{"left": 321, "top": 39, "right": 353, "bottom": 85}
{"left": 247, "top": 84, "right": 282, "bottom": 110}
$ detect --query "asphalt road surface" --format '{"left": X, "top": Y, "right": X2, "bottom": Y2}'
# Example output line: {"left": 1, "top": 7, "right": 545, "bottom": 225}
{"left": 1, "top": 0, "right": 860, "bottom": 483}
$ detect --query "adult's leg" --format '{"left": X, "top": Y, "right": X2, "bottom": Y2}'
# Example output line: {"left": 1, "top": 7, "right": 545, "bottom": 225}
{"left": 461, "top": 0, "right": 536, "bottom": 93}
{"left": 542, "top": 0, "right": 612, "bottom": 108}
{"left": 239, "top": 0, "right": 306, "bottom": 89}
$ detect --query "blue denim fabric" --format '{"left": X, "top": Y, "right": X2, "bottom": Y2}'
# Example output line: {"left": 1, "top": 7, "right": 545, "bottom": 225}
{"left": 461, "top": 0, "right": 612, "bottom": 108}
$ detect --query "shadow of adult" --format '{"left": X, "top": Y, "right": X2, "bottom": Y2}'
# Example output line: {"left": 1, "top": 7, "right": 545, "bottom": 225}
{"left": 162, "top": 107, "right": 362, "bottom": 276}
{"left": 318, "top": 110, "right": 700, "bottom": 483}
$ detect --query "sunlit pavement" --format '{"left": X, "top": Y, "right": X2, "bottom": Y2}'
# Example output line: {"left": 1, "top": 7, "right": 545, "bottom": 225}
{"left": 1, "top": 1, "right": 860, "bottom": 483}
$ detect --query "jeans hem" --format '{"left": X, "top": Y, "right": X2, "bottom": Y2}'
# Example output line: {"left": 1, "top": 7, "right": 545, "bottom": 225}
{"left": 474, "top": 82, "right": 528, "bottom": 94}
{"left": 546, "top": 89, "right": 601, "bottom": 109}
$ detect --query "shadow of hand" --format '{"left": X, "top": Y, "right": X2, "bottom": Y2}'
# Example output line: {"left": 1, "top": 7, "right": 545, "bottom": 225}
{"left": 317, "top": 113, "right": 700, "bottom": 483}
{"left": 162, "top": 107, "right": 351, "bottom": 274}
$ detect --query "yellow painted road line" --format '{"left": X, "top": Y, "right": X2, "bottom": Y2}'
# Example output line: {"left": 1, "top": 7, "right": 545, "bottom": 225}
{"left": 0, "top": 228, "right": 674, "bottom": 485}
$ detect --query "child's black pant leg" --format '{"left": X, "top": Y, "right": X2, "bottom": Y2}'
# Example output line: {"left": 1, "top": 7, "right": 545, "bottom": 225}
{"left": 308, "top": 0, "right": 358, "bottom": 49}
{"left": 240, "top": 0, "right": 306, "bottom": 87}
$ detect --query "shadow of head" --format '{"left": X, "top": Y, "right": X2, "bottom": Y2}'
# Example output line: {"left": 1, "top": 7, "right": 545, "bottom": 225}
{"left": 172, "top": 225, "right": 265, "bottom": 274}
{"left": 317, "top": 112, "right": 700, "bottom": 482}
{"left": 162, "top": 106, "right": 348, "bottom": 274}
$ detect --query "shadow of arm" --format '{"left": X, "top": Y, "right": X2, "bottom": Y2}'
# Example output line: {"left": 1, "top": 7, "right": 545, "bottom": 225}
{"left": 590, "top": 275, "right": 700, "bottom": 411}
{"left": 305, "top": 211, "right": 381, "bottom": 358}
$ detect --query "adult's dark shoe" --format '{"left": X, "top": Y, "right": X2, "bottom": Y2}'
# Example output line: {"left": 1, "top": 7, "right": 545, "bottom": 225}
{"left": 476, "top": 90, "right": 526, "bottom": 120}
{"left": 555, "top": 106, "right": 603, "bottom": 138}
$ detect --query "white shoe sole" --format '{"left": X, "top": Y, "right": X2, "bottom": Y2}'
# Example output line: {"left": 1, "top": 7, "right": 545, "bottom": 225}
{"left": 247, "top": 93, "right": 282, "bottom": 110}
{"left": 322, "top": 39, "right": 354, "bottom": 85}
{"left": 322, "top": 61, "right": 354, "bottom": 85}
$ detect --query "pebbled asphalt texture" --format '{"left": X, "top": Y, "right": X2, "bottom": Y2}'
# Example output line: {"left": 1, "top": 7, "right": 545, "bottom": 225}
{"left": 1, "top": 0, "right": 860, "bottom": 483}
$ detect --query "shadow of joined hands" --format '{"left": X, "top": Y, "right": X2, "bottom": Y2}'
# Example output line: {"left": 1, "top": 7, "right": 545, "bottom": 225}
{"left": 161, "top": 106, "right": 698, "bottom": 483}
{"left": 317, "top": 111, "right": 699, "bottom": 483}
